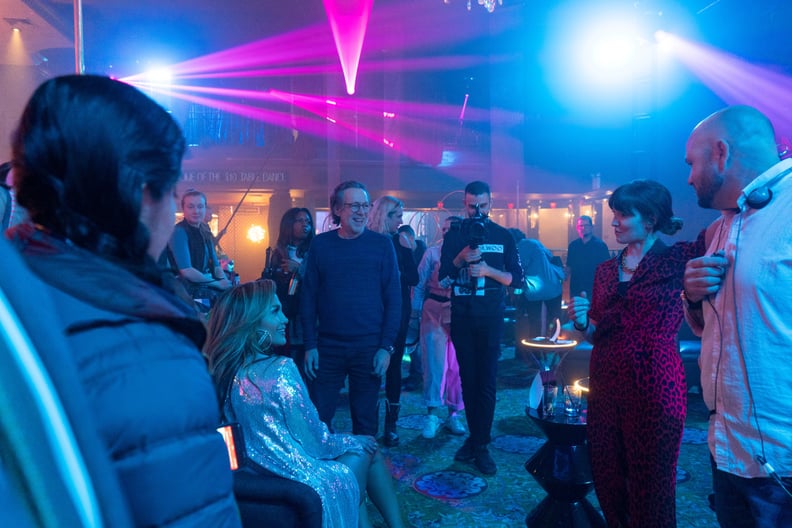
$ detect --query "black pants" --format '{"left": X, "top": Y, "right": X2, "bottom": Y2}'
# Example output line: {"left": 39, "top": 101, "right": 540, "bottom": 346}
{"left": 384, "top": 325, "right": 408, "bottom": 405}
{"left": 450, "top": 313, "right": 503, "bottom": 446}
{"left": 384, "top": 349, "right": 405, "bottom": 405}
{"left": 311, "top": 344, "right": 380, "bottom": 435}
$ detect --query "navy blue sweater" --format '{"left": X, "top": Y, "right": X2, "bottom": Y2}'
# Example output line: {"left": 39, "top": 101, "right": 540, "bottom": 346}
{"left": 301, "top": 229, "right": 402, "bottom": 350}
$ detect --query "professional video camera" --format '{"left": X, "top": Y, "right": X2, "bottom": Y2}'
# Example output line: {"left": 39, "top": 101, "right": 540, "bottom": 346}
{"left": 458, "top": 203, "right": 488, "bottom": 248}
{"left": 447, "top": 205, "right": 489, "bottom": 295}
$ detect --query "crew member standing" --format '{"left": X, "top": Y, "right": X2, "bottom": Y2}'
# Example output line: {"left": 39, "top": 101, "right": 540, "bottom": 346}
{"left": 439, "top": 180, "right": 523, "bottom": 476}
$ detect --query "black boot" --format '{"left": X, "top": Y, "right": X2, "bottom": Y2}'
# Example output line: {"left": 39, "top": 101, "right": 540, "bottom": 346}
{"left": 383, "top": 402, "right": 401, "bottom": 447}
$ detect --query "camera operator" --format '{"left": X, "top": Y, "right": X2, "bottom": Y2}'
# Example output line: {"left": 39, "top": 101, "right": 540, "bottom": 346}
{"left": 439, "top": 180, "right": 524, "bottom": 475}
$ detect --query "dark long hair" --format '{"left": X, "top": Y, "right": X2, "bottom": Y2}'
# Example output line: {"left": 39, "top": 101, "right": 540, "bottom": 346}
{"left": 13, "top": 75, "right": 185, "bottom": 271}
{"left": 276, "top": 207, "right": 313, "bottom": 258}
{"left": 608, "top": 179, "right": 683, "bottom": 236}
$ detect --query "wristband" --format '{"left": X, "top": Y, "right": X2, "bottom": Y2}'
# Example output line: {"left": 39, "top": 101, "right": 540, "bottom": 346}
{"left": 573, "top": 319, "right": 589, "bottom": 332}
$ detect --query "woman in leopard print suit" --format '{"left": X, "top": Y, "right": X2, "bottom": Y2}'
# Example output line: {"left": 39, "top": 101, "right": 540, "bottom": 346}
{"left": 568, "top": 180, "right": 705, "bottom": 528}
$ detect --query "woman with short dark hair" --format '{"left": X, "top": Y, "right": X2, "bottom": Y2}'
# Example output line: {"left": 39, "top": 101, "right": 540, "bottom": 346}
{"left": 567, "top": 179, "right": 705, "bottom": 527}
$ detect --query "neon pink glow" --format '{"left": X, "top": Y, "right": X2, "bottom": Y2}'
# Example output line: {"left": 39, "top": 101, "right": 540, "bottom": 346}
{"left": 268, "top": 89, "right": 515, "bottom": 124}
{"left": 134, "top": 82, "right": 283, "bottom": 103}
{"left": 359, "top": 55, "right": 493, "bottom": 73}
{"left": 267, "top": 88, "right": 487, "bottom": 166}
{"left": 119, "top": 0, "right": 512, "bottom": 89}
{"left": 125, "top": 76, "right": 512, "bottom": 170}
{"left": 662, "top": 34, "right": 792, "bottom": 135}
{"left": 171, "top": 64, "right": 341, "bottom": 81}
{"left": 116, "top": 2, "right": 523, "bottom": 171}
{"left": 124, "top": 23, "right": 338, "bottom": 82}
{"left": 459, "top": 93, "right": 470, "bottom": 124}
{"left": 142, "top": 84, "right": 333, "bottom": 140}
{"left": 136, "top": 84, "right": 417, "bottom": 159}
{"left": 157, "top": 54, "right": 491, "bottom": 82}
{"left": 322, "top": 0, "right": 374, "bottom": 95}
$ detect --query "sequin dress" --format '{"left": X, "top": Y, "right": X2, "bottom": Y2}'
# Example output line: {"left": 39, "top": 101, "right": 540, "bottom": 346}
{"left": 225, "top": 355, "right": 363, "bottom": 528}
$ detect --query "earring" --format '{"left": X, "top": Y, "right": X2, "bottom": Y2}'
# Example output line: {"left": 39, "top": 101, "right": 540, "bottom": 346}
{"left": 256, "top": 329, "right": 272, "bottom": 351}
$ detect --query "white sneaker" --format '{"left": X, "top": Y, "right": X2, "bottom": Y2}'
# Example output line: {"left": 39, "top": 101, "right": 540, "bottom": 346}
{"left": 422, "top": 414, "right": 442, "bottom": 439}
{"left": 446, "top": 413, "right": 467, "bottom": 436}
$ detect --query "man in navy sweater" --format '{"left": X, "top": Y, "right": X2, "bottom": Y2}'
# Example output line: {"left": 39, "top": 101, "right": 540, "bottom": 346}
{"left": 439, "top": 180, "right": 524, "bottom": 475}
{"left": 301, "top": 180, "right": 402, "bottom": 435}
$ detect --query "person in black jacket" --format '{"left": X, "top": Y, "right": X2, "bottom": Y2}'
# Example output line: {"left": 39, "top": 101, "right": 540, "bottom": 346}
{"left": 261, "top": 207, "right": 314, "bottom": 374}
{"left": 439, "top": 180, "right": 524, "bottom": 476}
{"left": 369, "top": 195, "right": 419, "bottom": 446}
{"left": 398, "top": 223, "right": 426, "bottom": 392}
{"left": 566, "top": 215, "right": 610, "bottom": 298}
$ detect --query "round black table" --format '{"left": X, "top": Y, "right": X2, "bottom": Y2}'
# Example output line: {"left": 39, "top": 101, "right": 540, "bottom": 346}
{"left": 524, "top": 407, "right": 606, "bottom": 527}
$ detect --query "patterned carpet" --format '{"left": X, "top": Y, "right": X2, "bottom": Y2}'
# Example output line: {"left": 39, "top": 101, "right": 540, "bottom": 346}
{"left": 332, "top": 345, "right": 718, "bottom": 527}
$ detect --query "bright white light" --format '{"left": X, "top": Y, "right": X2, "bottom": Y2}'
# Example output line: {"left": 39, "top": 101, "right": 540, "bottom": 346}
{"left": 541, "top": 2, "right": 654, "bottom": 123}
{"left": 540, "top": 1, "right": 695, "bottom": 123}
{"left": 247, "top": 225, "right": 265, "bottom": 243}
{"left": 591, "top": 35, "right": 635, "bottom": 70}
{"left": 144, "top": 67, "right": 172, "bottom": 85}
{"left": 576, "top": 18, "right": 641, "bottom": 88}
{"left": 654, "top": 30, "right": 676, "bottom": 54}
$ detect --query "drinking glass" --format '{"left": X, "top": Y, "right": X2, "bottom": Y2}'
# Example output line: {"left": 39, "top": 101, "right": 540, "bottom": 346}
{"left": 564, "top": 385, "right": 582, "bottom": 416}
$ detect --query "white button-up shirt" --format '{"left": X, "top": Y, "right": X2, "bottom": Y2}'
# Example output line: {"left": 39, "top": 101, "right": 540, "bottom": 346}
{"left": 695, "top": 158, "right": 792, "bottom": 478}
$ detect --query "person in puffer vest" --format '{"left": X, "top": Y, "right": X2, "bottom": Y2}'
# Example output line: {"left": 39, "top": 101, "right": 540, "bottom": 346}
{"left": 8, "top": 74, "right": 241, "bottom": 528}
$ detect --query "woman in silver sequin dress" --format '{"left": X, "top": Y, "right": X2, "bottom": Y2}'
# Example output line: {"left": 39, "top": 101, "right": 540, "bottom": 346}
{"left": 205, "top": 280, "right": 406, "bottom": 528}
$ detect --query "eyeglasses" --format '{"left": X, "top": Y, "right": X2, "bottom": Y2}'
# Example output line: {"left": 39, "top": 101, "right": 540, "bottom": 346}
{"left": 343, "top": 202, "right": 371, "bottom": 213}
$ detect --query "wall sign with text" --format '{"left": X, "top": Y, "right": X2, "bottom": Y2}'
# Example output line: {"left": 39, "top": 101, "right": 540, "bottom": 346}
{"left": 181, "top": 170, "right": 287, "bottom": 185}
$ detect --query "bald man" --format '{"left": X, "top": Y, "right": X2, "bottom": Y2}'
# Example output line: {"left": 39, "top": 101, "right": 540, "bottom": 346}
{"left": 682, "top": 105, "right": 792, "bottom": 526}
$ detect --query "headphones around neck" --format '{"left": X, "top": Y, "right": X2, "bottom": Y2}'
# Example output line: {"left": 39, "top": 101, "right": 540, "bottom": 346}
{"left": 744, "top": 166, "right": 792, "bottom": 210}
{"left": 745, "top": 186, "right": 772, "bottom": 209}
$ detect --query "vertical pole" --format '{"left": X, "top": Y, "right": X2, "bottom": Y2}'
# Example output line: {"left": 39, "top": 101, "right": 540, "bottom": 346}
{"left": 516, "top": 179, "right": 520, "bottom": 232}
{"left": 74, "top": 0, "right": 84, "bottom": 74}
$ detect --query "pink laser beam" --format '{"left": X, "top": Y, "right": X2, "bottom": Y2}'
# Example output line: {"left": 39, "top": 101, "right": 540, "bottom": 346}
{"left": 662, "top": 33, "right": 792, "bottom": 138}
{"left": 323, "top": 0, "right": 374, "bottom": 95}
